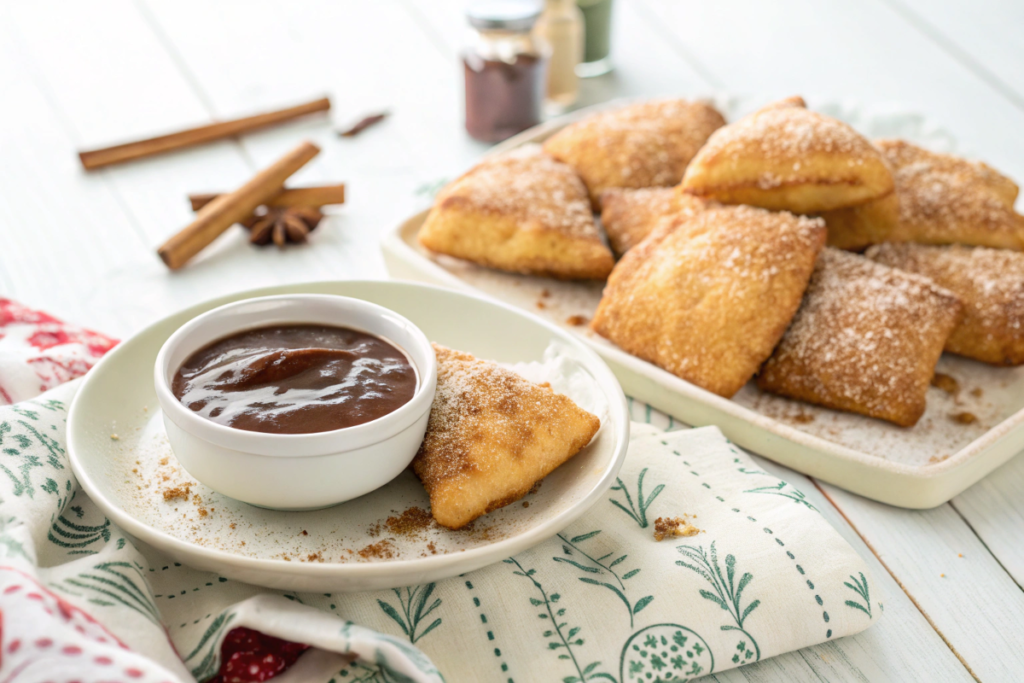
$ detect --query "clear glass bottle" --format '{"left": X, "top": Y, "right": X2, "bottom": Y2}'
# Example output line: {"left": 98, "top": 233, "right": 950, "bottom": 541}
{"left": 534, "top": 0, "right": 583, "bottom": 111}
{"left": 464, "top": 0, "right": 550, "bottom": 143}
{"left": 576, "top": 0, "right": 614, "bottom": 77}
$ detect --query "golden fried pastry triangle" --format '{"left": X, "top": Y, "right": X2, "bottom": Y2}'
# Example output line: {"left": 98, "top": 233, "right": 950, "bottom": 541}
{"left": 412, "top": 344, "right": 601, "bottom": 530}
{"left": 681, "top": 97, "right": 894, "bottom": 213}
{"left": 543, "top": 99, "right": 726, "bottom": 205}
{"left": 819, "top": 191, "right": 901, "bottom": 251}
{"left": 598, "top": 187, "right": 706, "bottom": 256}
{"left": 758, "top": 248, "right": 963, "bottom": 427}
{"left": 866, "top": 242, "right": 1024, "bottom": 366}
{"left": 592, "top": 204, "right": 826, "bottom": 398}
{"left": 872, "top": 139, "right": 1024, "bottom": 250}
{"left": 418, "top": 150, "right": 614, "bottom": 279}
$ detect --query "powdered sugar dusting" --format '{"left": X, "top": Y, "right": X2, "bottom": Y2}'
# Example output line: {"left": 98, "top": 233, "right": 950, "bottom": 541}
{"left": 866, "top": 242, "right": 1024, "bottom": 364}
{"left": 437, "top": 148, "right": 597, "bottom": 239}
{"left": 876, "top": 139, "right": 1024, "bottom": 246}
{"left": 759, "top": 248, "right": 962, "bottom": 425}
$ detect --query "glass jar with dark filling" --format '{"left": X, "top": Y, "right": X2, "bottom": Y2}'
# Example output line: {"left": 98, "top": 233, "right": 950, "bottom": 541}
{"left": 172, "top": 325, "right": 417, "bottom": 434}
{"left": 464, "top": 0, "right": 549, "bottom": 143}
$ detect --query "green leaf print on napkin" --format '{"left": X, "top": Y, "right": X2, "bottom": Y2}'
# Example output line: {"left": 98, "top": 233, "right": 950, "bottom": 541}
{"left": 620, "top": 625, "right": 713, "bottom": 682}
{"left": 505, "top": 557, "right": 615, "bottom": 682}
{"left": 676, "top": 543, "right": 761, "bottom": 663}
{"left": 609, "top": 468, "right": 664, "bottom": 529}
{"left": 844, "top": 572, "right": 872, "bottom": 618}
{"left": 743, "top": 481, "right": 817, "bottom": 512}
{"left": 553, "top": 530, "right": 653, "bottom": 628}
{"left": 376, "top": 583, "right": 443, "bottom": 644}
{"left": 47, "top": 511, "right": 111, "bottom": 554}
{"left": 51, "top": 560, "right": 160, "bottom": 624}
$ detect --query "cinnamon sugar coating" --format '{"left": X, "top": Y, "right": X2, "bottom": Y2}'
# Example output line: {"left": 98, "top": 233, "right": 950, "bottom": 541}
{"left": 681, "top": 97, "right": 894, "bottom": 213}
{"left": 759, "top": 248, "right": 963, "bottom": 427}
{"left": 412, "top": 344, "right": 600, "bottom": 530}
{"left": 872, "top": 139, "right": 1024, "bottom": 250}
{"left": 592, "top": 205, "right": 826, "bottom": 398}
{"left": 598, "top": 187, "right": 706, "bottom": 256}
{"left": 867, "top": 243, "right": 1024, "bottom": 365}
{"left": 418, "top": 150, "right": 614, "bottom": 279}
{"left": 543, "top": 99, "right": 725, "bottom": 205}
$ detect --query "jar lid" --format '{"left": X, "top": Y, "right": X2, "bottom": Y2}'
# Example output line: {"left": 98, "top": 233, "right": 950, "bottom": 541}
{"left": 466, "top": 0, "right": 542, "bottom": 31}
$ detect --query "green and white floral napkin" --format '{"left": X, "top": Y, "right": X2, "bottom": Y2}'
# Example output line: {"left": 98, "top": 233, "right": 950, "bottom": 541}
{"left": 0, "top": 379, "right": 879, "bottom": 682}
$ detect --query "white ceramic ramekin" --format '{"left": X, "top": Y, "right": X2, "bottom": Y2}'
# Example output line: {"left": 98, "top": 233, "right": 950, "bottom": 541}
{"left": 154, "top": 294, "right": 437, "bottom": 510}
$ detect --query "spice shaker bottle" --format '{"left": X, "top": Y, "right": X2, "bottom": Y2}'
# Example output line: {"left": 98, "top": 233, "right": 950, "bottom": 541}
{"left": 535, "top": 0, "right": 583, "bottom": 111}
{"left": 464, "top": 0, "right": 549, "bottom": 143}
{"left": 576, "top": 0, "right": 614, "bottom": 77}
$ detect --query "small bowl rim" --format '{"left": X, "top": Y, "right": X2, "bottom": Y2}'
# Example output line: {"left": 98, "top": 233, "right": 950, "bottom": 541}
{"left": 153, "top": 293, "right": 437, "bottom": 458}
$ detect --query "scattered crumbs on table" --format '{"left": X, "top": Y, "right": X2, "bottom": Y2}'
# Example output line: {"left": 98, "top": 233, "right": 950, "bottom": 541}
{"left": 300, "top": 530, "right": 308, "bottom": 536}
{"left": 536, "top": 300, "right": 547, "bottom": 310}
{"left": 951, "top": 412, "right": 977, "bottom": 425}
{"left": 540, "top": 289, "right": 551, "bottom": 298}
{"left": 931, "top": 372, "right": 960, "bottom": 396}
{"left": 110, "top": 434, "right": 120, "bottom": 440}
{"left": 384, "top": 507, "right": 434, "bottom": 538}
{"left": 163, "top": 483, "right": 192, "bottom": 501}
{"left": 970, "top": 387, "right": 983, "bottom": 398}
{"left": 928, "top": 454, "right": 951, "bottom": 464}
{"left": 522, "top": 501, "right": 530, "bottom": 508}
{"left": 358, "top": 539, "right": 396, "bottom": 560}
{"left": 566, "top": 314, "right": 589, "bottom": 327}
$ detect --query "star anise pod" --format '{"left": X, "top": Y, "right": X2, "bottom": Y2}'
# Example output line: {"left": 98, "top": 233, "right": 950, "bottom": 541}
{"left": 247, "top": 206, "right": 324, "bottom": 248}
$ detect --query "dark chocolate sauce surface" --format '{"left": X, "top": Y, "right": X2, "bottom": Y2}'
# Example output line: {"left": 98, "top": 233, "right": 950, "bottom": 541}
{"left": 172, "top": 325, "right": 416, "bottom": 434}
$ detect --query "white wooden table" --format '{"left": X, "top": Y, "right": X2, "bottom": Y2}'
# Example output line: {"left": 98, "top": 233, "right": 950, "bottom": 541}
{"left": 2, "top": 1, "right": 1022, "bottom": 680}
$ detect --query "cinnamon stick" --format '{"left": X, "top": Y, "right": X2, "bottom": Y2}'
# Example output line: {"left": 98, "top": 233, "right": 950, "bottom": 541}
{"left": 158, "top": 141, "right": 320, "bottom": 270}
{"left": 188, "top": 184, "right": 345, "bottom": 211}
{"left": 79, "top": 97, "right": 330, "bottom": 170}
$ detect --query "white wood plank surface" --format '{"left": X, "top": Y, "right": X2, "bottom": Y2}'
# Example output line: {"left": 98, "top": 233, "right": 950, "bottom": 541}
{"left": 1, "top": 1, "right": 1022, "bottom": 680}
{"left": 877, "top": 0, "right": 1024, "bottom": 111}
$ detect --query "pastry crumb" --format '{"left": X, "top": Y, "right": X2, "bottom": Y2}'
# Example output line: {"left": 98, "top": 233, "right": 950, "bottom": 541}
{"left": 653, "top": 516, "right": 701, "bottom": 541}
{"left": 565, "top": 315, "right": 589, "bottom": 327}
{"left": 931, "top": 372, "right": 959, "bottom": 396}
{"left": 950, "top": 412, "right": 977, "bottom": 425}
{"left": 162, "top": 484, "right": 191, "bottom": 501}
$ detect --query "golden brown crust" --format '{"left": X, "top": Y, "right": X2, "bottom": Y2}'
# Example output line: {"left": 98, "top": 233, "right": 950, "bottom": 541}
{"left": 819, "top": 191, "right": 901, "bottom": 251}
{"left": 418, "top": 150, "right": 615, "bottom": 279}
{"left": 592, "top": 205, "right": 826, "bottom": 398}
{"left": 873, "top": 139, "right": 1024, "bottom": 250}
{"left": 680, "top": 98, "right": 894, "bottom": 213}
{"left": 866, "top": 243, "right": 1024, "bottom": 365}
{"left": 598, "top": 187, "right": 706, "bottom": 256}
{"left": 542, "top": 99, "right": 726, "bottom": 205}
{"left": 758, "top": 248, "right": 963, "bottom": 427}
{"left": 412, "top": 344, "right": 601, "bottom": 530}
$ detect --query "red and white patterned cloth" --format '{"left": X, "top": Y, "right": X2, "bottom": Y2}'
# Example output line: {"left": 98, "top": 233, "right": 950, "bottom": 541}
{"left": 0, "top": 298, "right": 118, "bottom": 405}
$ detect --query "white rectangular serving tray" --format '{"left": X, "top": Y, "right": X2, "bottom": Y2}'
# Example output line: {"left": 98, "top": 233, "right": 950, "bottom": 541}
{"left": 381, "top": 100, "right": 1024, "bottom": 509}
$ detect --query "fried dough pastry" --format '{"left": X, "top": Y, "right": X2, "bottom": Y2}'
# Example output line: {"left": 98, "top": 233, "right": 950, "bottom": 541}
{"left": 680, "top": 97, "right": 894, "bottom": 213}
{"left": 412, "top": 344, "right": 600, "bottom": 530}
{"left": 873, "top": 139, "right": 1024, "bottom": 250}
{"left": 819, "top": 191, "right": 901, "bottom": 251}
{"left": 598, "top": 187, "right": 706, "bottom": 256}
{"left": 418, "top": 150, "right": 614, "bottom": 279}
{"left": 542, "top": 99, "right": 726, "bottom": 205}
{"left": 592, "top": 205, "right": 826, "bottom": 398}
{"left": 866, "top": 243, "right": 1024, "bottom": 365}
{"left": 758, "top": 248, "right": 963, "bottom": 427}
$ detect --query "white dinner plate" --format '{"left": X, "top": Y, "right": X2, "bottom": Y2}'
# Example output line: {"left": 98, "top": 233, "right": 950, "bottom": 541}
{"left": 381, "top": 97, "right": 1024, "bottom": 509}
{"left": 67, "top": 281, "right": 629, "bottom": 592}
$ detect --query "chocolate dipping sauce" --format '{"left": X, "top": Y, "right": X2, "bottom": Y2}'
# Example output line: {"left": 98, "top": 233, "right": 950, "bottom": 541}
{"left": 172, "top": 325, "right": 417, "bottom": 434}
{"left": 464, "top": 53, "right": 545, "bottom": 142}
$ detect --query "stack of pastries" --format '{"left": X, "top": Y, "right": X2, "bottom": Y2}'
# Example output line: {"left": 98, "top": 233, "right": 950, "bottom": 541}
{"left": 418, "top": 96, "right": 1024, "bottom": 428}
